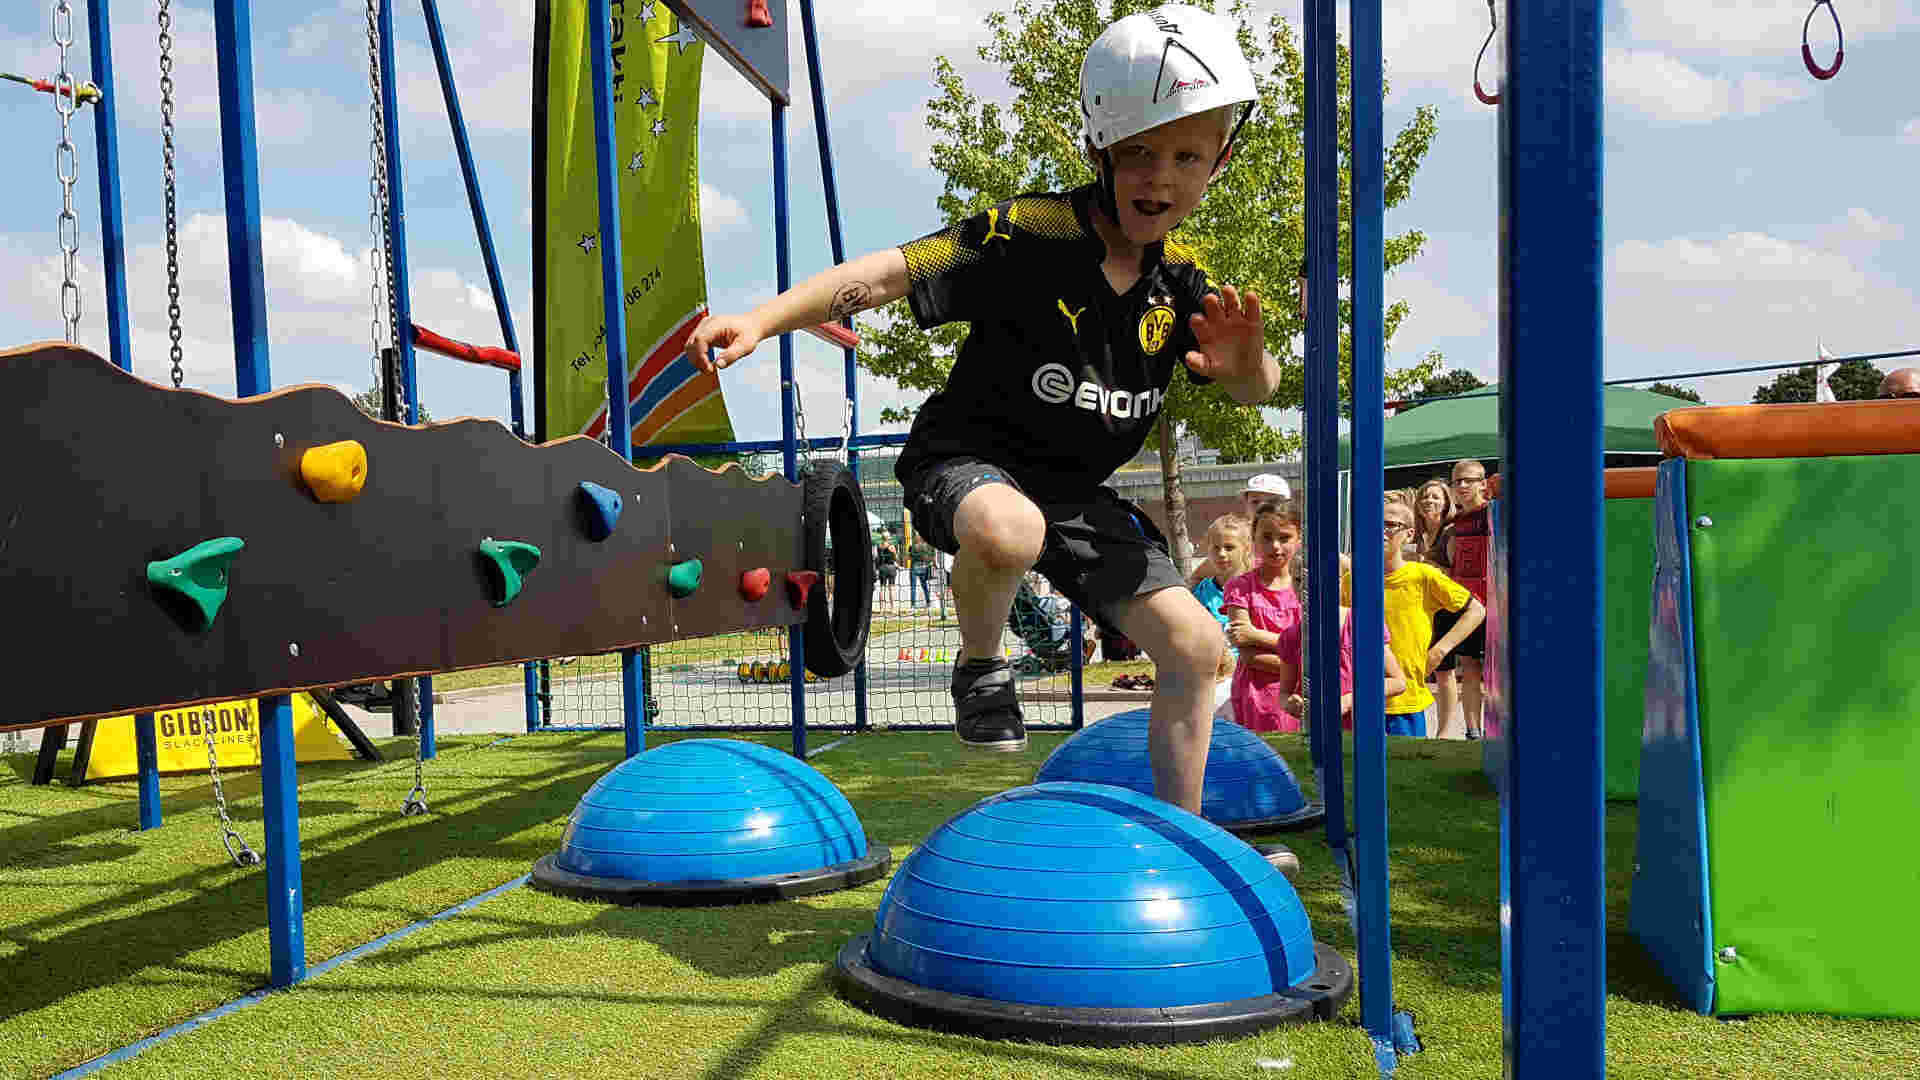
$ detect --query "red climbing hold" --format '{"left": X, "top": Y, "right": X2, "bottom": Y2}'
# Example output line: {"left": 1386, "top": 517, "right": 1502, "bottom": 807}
{"left": 746, "top": 0, "right": 773, "bottom": 28}
{"left": 740, "top": 567, "right": 772, "bottom": 602}
{"left": 785, "top": 570, "right": 820, "bottom": 608}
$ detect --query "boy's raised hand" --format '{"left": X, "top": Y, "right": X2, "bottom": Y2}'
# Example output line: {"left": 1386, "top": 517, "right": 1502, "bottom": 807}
{"left": 1183, "top": 285, "right": 1266, "bottom": 382}
{"left": 684, "top": 314, "right": 763, "bottom": 375}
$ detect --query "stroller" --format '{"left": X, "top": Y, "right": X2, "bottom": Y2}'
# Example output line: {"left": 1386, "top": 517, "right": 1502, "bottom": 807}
{"left": 1006, "top": 576, "right": 1088, "bottom": 674}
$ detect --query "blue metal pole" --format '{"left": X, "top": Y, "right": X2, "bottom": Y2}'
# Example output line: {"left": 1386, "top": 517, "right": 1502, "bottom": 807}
{"left": 1303, "top": 0, "right": 1345, "bottom": 857}
{"left": 773, "top": 101, "right": 807, "bottom": 759}
{"left": 1502, "top": 1, "right": 1607, "bottom": 1075}
{"left": 85, "top": 0, "right": 160, "bottom": 832}
{"left": 376, "top": 0, "right": 433, "bottom": 756}
{"left": 585, "top": 0, "right": 645, "bottom": 759}
{"left": 1069, "top": 607, "right": 1085, "bottom": 729}
{"left": 419, "top": 0, "right": 526, "bottom": 439}
{"left": 797, "top": 0, "right": 865, "bottom": 735}
{"left": 1348, "top": 0, "right": 1402, "bottom": 1060}
{"left": 213, "top": 0, "right": 304, "bottom": 991}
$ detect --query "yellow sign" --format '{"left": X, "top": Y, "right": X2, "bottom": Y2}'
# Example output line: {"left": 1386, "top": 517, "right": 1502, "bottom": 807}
{"left": 82, "top": 694, "right": 353, "bottom": 782}
{"left": 1138, "top": 305, "right": 1175, "bottom": 355}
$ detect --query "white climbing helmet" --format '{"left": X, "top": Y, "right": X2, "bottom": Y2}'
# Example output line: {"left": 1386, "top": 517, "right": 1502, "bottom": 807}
{"left": 1080, "top": 5, "right": 1257, "bottom": 151}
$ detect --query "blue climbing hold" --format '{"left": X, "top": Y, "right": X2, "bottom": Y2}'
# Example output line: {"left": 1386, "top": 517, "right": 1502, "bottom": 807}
{"left": 1035, "top": 708, "right": 1324, "bottom": 832}
{"left": 577, "top": 480, "right": 623, "bottom": 542}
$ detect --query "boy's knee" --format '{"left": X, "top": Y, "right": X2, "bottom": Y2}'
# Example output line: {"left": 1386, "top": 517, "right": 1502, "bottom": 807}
{"left": 955, "top": 495, "right": 1045, "bottom": 570}
{"left": 1160, "top": 610, "right": 1225, "bottom": 679}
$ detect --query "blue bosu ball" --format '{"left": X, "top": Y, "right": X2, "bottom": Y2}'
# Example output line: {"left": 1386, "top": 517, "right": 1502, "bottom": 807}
{"left": 832, "top": 782, "right": 1350, "bottom": 1045}
{"left": 1035, "top": 709, "right": 1323, "bottom": 831}
{"left": 531, "top": 738, "right": 889, "bottom": 905}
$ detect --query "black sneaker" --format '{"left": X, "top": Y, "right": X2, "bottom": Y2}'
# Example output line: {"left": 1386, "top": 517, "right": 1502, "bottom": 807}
{"left": 951, "top": 657, "right": 1027, "bottom": 752}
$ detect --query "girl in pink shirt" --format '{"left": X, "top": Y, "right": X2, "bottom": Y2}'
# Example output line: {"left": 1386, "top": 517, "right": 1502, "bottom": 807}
{"left": 1223, "top": 506, "right": 1304, "bottom": 732}
{"left": 1275, "top": 607, "right": 1405, "bottom": 732}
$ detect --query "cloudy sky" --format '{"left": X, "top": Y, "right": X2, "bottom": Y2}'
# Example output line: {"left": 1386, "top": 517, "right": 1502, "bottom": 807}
{"left": 3, "top": 1, "right": 1915, "bottom": 446}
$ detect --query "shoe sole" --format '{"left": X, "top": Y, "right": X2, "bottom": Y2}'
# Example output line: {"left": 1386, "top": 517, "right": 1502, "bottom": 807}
{"left": 955, "top": 731, "right": 1028, "bottom": 752}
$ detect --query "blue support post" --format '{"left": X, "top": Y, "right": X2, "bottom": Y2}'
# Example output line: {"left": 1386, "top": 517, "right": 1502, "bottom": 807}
{"left": 1501, "top": 2, "right": 1607, "bottom": 1075}
{"left": 585, "top": 0, "right": 646, "bottom": 759}
{"left": 85, "top": 0, "right": 159, "bottom": 831}
{"left": 1069, "top": 606, "right": 1086, "bottom": 729}
{"left": 1302, "top": 0, "right": 1344, "bottom": 856}
{"left": 419, "top": 0, "right": 526, "bottom": 440}
{"left": 213, "top": 0, "right": 304, "bottom": 990}
{"left": 772, "top": 102, "right": 807, "bottom": 760}
{"left": 1348, "top": 0, "right": 1407, "bottom": 1063}
{"left": 797, "top": 0, "right": 865, "bottom": 734}
{"left": 376, "top": 0, "right": 433, "bottom": 756}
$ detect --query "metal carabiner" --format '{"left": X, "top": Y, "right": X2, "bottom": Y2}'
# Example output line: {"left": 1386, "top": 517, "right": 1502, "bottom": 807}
{"left": 402, "top": 786, "right": 430, "bottom": 816}
{"left": 223, "top": 828, "right": 262, "bottom": 868}
{"left": 1473, "top": 0, "right": 1501, "bottom": 105}
{"left": 1802, "top": 0, "right": 1843, "bottom": 80}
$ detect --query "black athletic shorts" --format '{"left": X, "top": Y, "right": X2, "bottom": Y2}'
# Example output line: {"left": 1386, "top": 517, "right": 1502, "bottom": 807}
{"left": 902, "top": 456, "right": 1187, "bottom": 634}
{"left": 1431, "top": 605, "right": 1486, "bottom": 670}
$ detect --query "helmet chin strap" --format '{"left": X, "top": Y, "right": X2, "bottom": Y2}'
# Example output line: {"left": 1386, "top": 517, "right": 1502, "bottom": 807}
{"left": 1095, "top": 148, "right": 1121, "bottom": 226}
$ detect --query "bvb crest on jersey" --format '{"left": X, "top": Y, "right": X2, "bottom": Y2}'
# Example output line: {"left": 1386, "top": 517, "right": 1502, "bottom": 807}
{"left": 1137, "top": 304, "right": 1176, "bottom": 355}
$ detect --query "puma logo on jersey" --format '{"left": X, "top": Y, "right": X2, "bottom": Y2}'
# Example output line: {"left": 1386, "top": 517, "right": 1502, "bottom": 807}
{"left": 983, "top": 206, "right": 1014, "bottom": 246}
{"left": 1057, "top": 299, "right": 1087, "bottom": 335}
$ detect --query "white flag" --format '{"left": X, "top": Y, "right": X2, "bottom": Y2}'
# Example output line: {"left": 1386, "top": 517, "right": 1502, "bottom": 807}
{"left": 1815, "top": 342, "right": 1837, "bottom": 403}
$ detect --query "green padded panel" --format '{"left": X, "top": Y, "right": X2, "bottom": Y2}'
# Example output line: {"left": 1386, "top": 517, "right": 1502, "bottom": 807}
{"left": 1687, "top": 456, "right": 1920, "bottom": 1018}
{"left": 1604, "top": 497, "right": 1655, "bottom": 801}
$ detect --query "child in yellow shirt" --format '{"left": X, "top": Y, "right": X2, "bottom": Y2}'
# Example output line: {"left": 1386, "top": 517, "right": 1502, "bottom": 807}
{"left": 1378, "top": 501, "right": 1484, "bottom": 736}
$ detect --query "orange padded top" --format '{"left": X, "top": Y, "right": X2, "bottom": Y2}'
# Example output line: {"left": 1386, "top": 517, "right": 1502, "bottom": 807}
{"left": 1482, "top": 466, "right": 1655, "bottom": 501}
{"left": 1654, "top": 400, "right": 1920, "bottom": 461}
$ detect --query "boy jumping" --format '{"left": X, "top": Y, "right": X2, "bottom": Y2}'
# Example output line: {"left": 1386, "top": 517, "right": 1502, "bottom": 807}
{"left": 683, "top": 6, "right": 1273, "bottom": 814}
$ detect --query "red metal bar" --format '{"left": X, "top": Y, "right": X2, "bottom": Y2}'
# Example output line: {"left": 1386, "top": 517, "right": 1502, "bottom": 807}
{"left": 411, "top": 323, "right": 521, "bottom": 372}
{"left": 801, "top": 322, "right": 859, "bottom": 349}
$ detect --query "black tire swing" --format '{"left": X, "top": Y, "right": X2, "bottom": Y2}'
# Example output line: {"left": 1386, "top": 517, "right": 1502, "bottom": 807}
{"left": 800, "top": 460, "right": 873, "bottom": 677}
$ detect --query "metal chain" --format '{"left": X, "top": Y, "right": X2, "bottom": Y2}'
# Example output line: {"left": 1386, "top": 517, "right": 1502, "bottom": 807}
{"left": 791, "top": 378, "right": 810, "bottom": 469}
{"left": 364, "top": 0, "right": 390, "bottom": 402}
{"left": 202, "top": 713, "right": 261, "bottom": 867}
{"left": 53, "top": 0, "right": 82, "bottom": 343}
{"left": 402, "top": 736, "right": 428, "bottom": 815}
{"left": 158, "top": 0, "right": 184, "bottom": 388}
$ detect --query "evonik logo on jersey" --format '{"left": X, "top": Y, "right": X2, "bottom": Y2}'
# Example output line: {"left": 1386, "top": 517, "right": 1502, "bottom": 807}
{"left": 1030, "top": 363, "right": 1165, "bottom": 421}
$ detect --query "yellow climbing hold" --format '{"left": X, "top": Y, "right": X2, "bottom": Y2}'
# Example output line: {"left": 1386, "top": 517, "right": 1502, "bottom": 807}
{"left": 300, "top": 440, "right": 368, "bottom": 503}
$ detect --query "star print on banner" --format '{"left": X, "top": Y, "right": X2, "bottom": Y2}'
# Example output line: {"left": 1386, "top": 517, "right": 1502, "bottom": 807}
{"left": 578, "top": 234, "right": 596, "bottom": 254}
{"left": 634, "top": 87, "right": 658, "bottom": 109}
{"left": 638, "top": 0, "right": 657, "bottom": 24}
{"left": 656, "top": 21, "right": 699, "bottom": 55}
{"left": 628, "top": 150, "right": 645, "bottom": 173}
{"left": 650, "top": 117, "right": 667, "bottom": 137}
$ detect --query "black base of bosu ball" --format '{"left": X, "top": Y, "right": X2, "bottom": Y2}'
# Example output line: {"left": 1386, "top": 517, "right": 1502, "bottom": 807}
{"left": 833, "top": 935, "right": 1352, "bottom": 1047}
{"left": 531, "top": 739, "right": 891, "bottom": 906}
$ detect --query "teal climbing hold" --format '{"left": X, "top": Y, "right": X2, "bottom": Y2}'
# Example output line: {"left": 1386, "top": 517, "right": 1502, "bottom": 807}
{"left": 667, "top": 558, "right": 704, "bottom": 598}
{"left": 577, "top": 481, "right": 622, "bottom": 541}
{"left": 479, "top": 538, "right": 543, "bottom": 607}
{"left": 147, "top": 537, "right": 245, "bottom": 631}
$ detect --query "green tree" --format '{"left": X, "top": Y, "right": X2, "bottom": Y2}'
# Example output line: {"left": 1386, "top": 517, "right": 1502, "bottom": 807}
{"left": 855, "top": 0, "right": 1442, "bottom": 570}
{"left": 1645, "top": 381, "right": 1702, "bottom": 404}
{"left": 351, "top": 385, "right": 432, "bottom": 422}
{"left": 1751, "top": 360, "right": 1886, "bottom": 404}
{"left": 1396, "top": 367, "right": 1486, "bottom": 412}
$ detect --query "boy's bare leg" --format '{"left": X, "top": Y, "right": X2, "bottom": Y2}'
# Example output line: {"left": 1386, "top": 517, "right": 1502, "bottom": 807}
{"left": 1458, "top": 657, "right": 1485, "bottom": 736}
{"left": 948, "top": 485, "right": 1046, "bottom": 660}
{"left": 1432, "top": 669, "right": 1462, "bottom": 739}
{"left": 1109, "top": 586, "right": 1227, "bottom": 815}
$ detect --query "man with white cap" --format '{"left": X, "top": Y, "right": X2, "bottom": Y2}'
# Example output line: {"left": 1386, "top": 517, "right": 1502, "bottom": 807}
{"left": 1186, "top": 472, "right": 1292, "bottom": 585}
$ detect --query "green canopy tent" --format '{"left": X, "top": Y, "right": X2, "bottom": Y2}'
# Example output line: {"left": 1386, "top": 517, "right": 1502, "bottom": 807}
{"left": 1340, "top": 383, "right": 1678, "bottom": 483}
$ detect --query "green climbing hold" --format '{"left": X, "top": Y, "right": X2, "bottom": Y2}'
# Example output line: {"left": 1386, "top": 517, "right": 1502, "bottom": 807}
{"left": 146, "top": 537, "right": 245, "bottom": 631}
{"left": 667, "top": 558, "right": 704, "bottom": 598}
{"left": 479, "top": 538, "right": 543, "bottom": 607}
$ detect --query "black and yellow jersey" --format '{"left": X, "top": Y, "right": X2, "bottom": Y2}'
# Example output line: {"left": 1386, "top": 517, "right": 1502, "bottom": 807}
{"left": 892, "top": 184, "right": 1215, "bottom": 500}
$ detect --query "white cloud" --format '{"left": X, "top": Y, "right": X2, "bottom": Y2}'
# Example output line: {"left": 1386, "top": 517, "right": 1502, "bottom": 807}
{"left": 1605, "top": 50, "right": 1814, "bottom": 126}
{"left": 1607, "top": 227, "right": 1914, "bottom": 370}
{"left": 1730, "top": 72, "right": 1810, "bottom": 117}
{"left": 1620, "top": 0, "right": 1901, "bottom": 57}
{"left": 698, "top": 182, "right": 749, "bottom": 229}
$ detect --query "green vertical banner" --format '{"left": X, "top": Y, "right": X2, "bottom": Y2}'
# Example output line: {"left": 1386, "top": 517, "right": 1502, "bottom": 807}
{"left": 536, "top": 0, "right": 735, "bottom": 447}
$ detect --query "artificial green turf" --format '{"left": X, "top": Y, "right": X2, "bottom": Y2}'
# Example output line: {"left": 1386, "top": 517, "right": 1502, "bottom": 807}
{"left": 2, "top": 732, "right": 1915, "bottom": 1078}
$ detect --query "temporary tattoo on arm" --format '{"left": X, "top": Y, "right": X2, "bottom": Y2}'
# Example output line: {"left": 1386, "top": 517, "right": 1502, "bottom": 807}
{"left": 826, "top": 282, "right": 873, "bottom": 321}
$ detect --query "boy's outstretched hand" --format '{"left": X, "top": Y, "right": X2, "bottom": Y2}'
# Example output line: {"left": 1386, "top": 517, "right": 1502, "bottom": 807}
{"left": 1183, "top": 285, "right": 1273, "bottom": 401}
{"left": 684, "top": 314, "right": 763, "bottom": 375}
